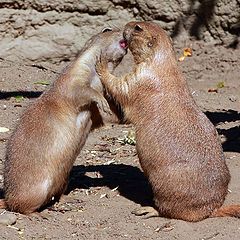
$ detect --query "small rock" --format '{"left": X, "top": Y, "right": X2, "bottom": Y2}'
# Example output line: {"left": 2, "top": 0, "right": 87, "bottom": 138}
{"left": 133, "top": 7, "right": 139, "bottom": 15}
{"left": 0, "top": 127, "right": 9, "bottom": 133}
{"left": 0, "top": 213, "right": 17, "bottom": 226}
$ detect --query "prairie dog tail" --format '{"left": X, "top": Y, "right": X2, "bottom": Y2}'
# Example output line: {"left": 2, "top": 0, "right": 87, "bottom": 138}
{"left": 0, "top": 199, "right": 6, "bottom": 209}
{"left": 211, "top": 205, "right": 240, "bottom": 218}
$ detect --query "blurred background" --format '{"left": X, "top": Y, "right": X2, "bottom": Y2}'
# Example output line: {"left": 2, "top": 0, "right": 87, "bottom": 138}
{"left": 0, "top": 0, "right": 239, "bottom": 63}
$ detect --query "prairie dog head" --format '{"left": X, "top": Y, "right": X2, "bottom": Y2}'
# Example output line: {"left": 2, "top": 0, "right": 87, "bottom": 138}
{"left": 123, "top": 21, "right": 173, "bottom": 64}
{"left": 99, "top": 27, "right": 128, "bottom": 68}
{"left": 83, "top": 27, "right": 127, "bottom": 69}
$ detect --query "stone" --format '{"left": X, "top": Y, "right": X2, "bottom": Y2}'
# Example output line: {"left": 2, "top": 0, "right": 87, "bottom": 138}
{"left": 0, "top": 213, "right": 17, "bottom": 226}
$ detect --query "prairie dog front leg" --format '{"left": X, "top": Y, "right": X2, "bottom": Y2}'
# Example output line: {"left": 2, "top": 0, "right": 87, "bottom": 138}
{"left": 76, "top": 86, "right": 112, "bottom": 116}
{"left": 96, "top": 56, "right": 133, "bottom": 106}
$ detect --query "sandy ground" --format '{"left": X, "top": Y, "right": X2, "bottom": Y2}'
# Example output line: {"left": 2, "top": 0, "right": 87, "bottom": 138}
{"left": 0, "top": 41, "right": 240, "bottom": 240}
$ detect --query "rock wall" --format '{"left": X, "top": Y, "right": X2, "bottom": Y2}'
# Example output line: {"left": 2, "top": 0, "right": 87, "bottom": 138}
{"left": 0, "top": 0, "right": 239, "bottom": 63}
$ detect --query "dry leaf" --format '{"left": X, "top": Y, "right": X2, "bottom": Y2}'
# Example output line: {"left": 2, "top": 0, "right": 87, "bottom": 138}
{"left": 14, "top": 96, "right": 24, "bottom": 103}
{"left": 217, "top": 81, "right": 225, "bottom": 88}
{"left": 34, "top": 81, "right": 50, "bottom": 86}
{"left": 111, "top": 186, "right": 119, "bottom": 192}
{"left": 100, "top": 193, "right": 107, "bottom": 199}
{"left": 178, "top": 56, "right": 185, "bottom": 62}
{"left": 183, "top": 47, "right": 192, "bottom": 57}
{"left": 208, "top": 89, "right": 218, "bottom": 93}
{"left": 104, "top": 160, "right": 115, "bottom": 165}
{"left": 178, "top": 47, "right": 192, "bottom": 62}
{"left": 159, "top": 222, "right": 175, "bottom": 232}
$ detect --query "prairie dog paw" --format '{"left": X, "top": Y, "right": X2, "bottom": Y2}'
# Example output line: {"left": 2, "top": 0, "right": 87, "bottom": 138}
{"left": 96, "top": 55, "right": 108, "bottom": 77}
{"left": 132, "top": 206, "right": 159, "bottom": 219}
{"left": 97, "top": 97, "right": 112, "bottom": 116}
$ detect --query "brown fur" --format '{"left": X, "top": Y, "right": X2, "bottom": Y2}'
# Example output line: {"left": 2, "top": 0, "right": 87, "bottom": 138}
{"left": 96, "top": 21, "right": 240, "bottom": 222}
{"left": 2, "top": 28, "right": 127, "bottom": 214}
{"left": 0, "top": 199, "right": 6, "bottom": 209}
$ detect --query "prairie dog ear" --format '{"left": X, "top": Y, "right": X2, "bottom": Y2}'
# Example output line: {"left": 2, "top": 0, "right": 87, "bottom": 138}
{"left": 134, "top": 24, "right": 143, "bottom": 32}
{"left": 102, "top": 27, "right": 113, "bottom": 33}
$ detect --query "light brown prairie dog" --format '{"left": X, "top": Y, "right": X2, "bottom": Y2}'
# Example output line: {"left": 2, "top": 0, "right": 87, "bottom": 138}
{"left": 2, "top": 28, "right": 127, "bottom": 214}
{"left": 96, "top": 21, "right": 240, "bottom": 222}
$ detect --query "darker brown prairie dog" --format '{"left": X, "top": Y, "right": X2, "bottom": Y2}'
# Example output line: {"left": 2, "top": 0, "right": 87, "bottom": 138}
{"left": 96, "top": 21, "right": 240, "bottom": 222}
{"left": 2, "top": 28, "right": 127, "bottom": 214}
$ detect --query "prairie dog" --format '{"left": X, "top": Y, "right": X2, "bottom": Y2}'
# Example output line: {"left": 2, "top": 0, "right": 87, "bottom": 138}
{"left": 2, "top": 28, "right": 127, "bottom": 214}
{"left": 96, "top": 21, "right": 240, "bottom": 222}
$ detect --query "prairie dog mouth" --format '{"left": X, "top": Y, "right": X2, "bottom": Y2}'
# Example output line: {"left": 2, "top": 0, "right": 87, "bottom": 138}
{"left": 119, "top": 39, "right": 128, "bottom": 49}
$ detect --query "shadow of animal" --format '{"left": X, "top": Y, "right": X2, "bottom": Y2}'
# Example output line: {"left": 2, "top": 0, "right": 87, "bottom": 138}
{"left": 205, "top": 110, "right": 240, "bottom": 153}
{"left": 66, "top": 163, "right": 153, "bottom": 207}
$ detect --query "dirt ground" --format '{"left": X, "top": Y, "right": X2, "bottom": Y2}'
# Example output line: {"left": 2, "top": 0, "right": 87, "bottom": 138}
{"left": 0, "top": 40, "right": 240, "bottom": 240}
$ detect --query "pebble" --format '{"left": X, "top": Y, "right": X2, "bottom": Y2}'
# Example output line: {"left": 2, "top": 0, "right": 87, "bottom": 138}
{"left": 0, "top": 213, "right": 17, "bottom": 226}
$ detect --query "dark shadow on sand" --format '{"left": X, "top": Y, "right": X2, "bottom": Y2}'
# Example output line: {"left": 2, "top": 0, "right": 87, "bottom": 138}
{"left": 205, "top": 110, "right": 240, "bottom": 125}
{"left": 0, "top": 164, "right": 153, "bottom": 210}
{"left": 0, "top": 91, "right": 43, "bottom": 100}
{"left": 0, "top": 189, "right": 4, "bottom": 199}
{"left": 218, "top": 126, "right": 240, "bottom": 153}
{"left": 205, "top": 110, "right": 240, "bottom": 153}
{"left": 66, "top": 164, "right": 153, "bottom": 207}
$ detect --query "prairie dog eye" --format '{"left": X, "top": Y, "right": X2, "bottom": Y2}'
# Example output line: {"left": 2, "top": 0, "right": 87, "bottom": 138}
{"left": 134, "top": 24, "right": 143, "bottom": 32}
{"left": 102, "top": 27, "right": 112, "bottom": 33}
